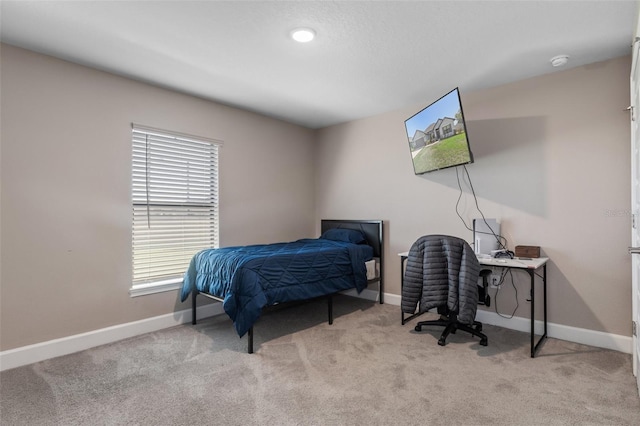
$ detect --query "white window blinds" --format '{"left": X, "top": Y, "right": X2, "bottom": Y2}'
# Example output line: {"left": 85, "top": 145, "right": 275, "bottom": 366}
{"left": 131, "top": 124, "right": 221, "bottom": 288}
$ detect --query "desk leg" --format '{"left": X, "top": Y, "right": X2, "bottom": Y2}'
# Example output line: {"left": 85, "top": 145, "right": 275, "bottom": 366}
{"left": 530, "top": 265, "right": 548, "bottom": 358}
{"left": 543, "top": 264, "right": 548, "bottom": 338}
{"left": 529, "top": 270, "right": 535, "bottom": 357}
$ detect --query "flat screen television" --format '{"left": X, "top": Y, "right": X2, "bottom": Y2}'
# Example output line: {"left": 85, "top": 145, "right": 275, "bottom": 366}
{"left": 404, "top": 87, "right": 473, "bottom": 175}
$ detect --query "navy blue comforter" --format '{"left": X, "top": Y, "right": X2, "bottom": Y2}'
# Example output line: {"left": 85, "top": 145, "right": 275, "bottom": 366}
{"left": 180, "top": 238, "right": 373, "bottom": 337}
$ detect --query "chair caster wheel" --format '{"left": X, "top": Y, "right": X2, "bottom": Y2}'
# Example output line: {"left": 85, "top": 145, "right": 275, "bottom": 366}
{"left": 414, "top": 325, "right": 422, "bottom": 332}
{"left": 438, "top": 337, "right": 446, "bottom": 346}
{"left": 480, "top": 338, "right": 488, "bottom": 346}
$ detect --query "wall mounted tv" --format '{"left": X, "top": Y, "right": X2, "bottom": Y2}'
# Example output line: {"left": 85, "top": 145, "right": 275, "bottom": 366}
{"left": 404, "top": 87, "right": 473, "bottom": 175}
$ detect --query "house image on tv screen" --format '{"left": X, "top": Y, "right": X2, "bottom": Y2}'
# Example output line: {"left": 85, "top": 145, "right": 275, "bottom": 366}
{"left": 409, "top": 115, "right": 464, "bottom": 150}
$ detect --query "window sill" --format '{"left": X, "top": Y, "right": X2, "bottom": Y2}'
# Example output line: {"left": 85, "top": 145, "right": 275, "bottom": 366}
{"left": 129, "top": 278, "right": 183, "bottom": 297}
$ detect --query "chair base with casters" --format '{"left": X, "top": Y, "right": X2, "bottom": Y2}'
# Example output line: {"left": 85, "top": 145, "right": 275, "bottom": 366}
{"left": 414, "top": 307, "right": 488, "bottom": 347}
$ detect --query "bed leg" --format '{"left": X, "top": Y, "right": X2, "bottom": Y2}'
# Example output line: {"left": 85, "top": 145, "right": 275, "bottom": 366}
{"left": 247, "top": 327, "right": 254, "bottom": 354}
{"left": 191, "top": 290, "right": 197, "bottom": 325}
{"left": 328, "top": 295, "right": 333, "bottom": 325}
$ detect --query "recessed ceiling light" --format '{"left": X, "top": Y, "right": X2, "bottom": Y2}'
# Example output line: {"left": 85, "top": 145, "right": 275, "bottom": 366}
{"left": 550, "top": 55, "right": 569, "bottom": 67}
{"left": 290, "top": 28, "right": 315, "bottom": 43}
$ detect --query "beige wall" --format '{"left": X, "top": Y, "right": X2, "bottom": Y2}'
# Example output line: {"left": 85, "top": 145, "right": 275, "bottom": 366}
{"left": 0, "top": 43, "right": 633, "bottom": 352}
{"left": 315, "top": 55, "right": 632, "bottom": 336}
{"left": 0, "top": 45, "right": 316, "bottom": 351}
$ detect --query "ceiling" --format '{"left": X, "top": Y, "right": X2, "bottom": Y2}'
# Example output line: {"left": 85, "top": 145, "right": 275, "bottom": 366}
{"left": 1, "top": 1, "right": 637, "bottom": 129}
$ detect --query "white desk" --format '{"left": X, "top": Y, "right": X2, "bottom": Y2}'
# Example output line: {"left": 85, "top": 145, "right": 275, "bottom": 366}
{"left": 477, "top": 256, "right": 548, "bottom": 271}
{"left": 398, "top": 252, "right": 549, "bottom": 357}
{"left": 479, "top": 256, "right": 548, "bottom": 357}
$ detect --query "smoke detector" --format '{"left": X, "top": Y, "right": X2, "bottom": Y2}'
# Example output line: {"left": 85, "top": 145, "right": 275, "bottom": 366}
{"left": 550, "top": 55, "right": 569, "bottom": 67}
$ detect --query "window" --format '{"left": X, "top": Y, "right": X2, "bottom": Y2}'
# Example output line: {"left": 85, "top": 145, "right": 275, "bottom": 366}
{"left": 130, "top": 124, "right": 221, "bottom": 296}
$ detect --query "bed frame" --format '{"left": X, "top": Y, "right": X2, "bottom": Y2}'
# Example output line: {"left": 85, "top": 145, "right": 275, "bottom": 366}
{"left": 190, "top": 219, "right": 384, "bottom": 353}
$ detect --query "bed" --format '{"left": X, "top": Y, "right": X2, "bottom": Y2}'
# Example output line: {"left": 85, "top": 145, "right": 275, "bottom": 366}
{"left": 180, "top": 219, "right": 384, "bottom": 353}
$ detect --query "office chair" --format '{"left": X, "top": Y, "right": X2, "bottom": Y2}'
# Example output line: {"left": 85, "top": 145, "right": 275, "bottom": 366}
{"left": 402, "top": 235, "right": 488, "bottom": 347}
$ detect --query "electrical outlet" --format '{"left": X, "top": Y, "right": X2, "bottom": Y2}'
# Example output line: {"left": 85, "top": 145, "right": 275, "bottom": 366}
{"left": 490, "top": 274, "right": 500, "bottom": 289}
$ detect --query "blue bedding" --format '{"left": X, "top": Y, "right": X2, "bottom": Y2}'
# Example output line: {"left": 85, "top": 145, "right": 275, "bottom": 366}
{"left": 180, "top": 238, "right": 374, "bottom": 337}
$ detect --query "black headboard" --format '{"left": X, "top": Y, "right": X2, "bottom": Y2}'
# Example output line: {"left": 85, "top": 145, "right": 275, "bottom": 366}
{"left": 320, "top": 219, "right": 383, "bottom": 259}
{"left": 321, "top": 219, "right": 385, "bottom": 304}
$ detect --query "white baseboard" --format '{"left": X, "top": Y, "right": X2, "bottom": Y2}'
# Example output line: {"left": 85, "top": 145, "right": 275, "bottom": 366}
{"left": 342, "top": 288, "right": 403, "bottom": 305}
{"left": 341, "top": 288, "right": 380, "bottom": 301}
{"left": 475, "top": 310, "right": 632, "bottom": 354}
{"left": 1, "top": 290, "right": 632, "bottom": 371}
{"left": 0, "top": 303, "right": 224, "bottom": 372}
{"left": 375, "top": 291, "right": 632, "bottom": 354}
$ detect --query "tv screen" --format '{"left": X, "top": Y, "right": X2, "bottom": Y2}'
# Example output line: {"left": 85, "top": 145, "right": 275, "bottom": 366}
{"left": 404, "top": 87, "right": 473, "bottom": 175}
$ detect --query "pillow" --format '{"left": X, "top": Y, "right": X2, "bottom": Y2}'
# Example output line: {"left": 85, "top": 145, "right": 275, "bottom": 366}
{"left": 320, "top": 228, "right": 367, "bottom": 244}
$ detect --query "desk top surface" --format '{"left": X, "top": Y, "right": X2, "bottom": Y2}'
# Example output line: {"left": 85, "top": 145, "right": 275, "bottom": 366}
{"left": 397, "top": 251, "right": 548, "bottom": 270}
{"left": 478, "top": 256, "right": 548, "bottom": 269}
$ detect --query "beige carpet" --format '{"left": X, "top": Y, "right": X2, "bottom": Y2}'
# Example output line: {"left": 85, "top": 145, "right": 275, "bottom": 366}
{"left": 1, "top": 295, "right": 639, "bottom": 425}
